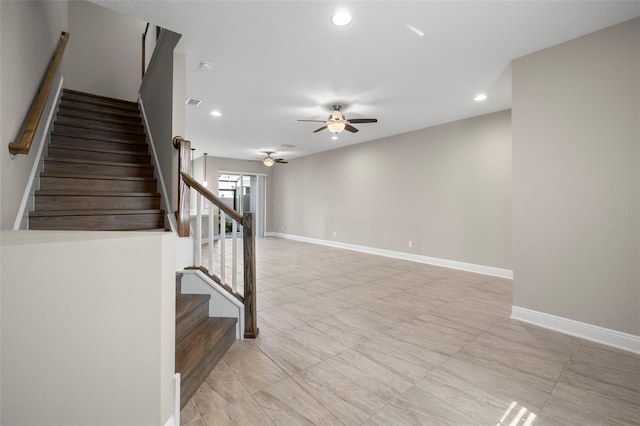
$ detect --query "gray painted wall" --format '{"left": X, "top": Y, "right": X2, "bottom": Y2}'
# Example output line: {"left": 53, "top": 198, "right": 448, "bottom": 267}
{"left": 271, "top": 110, "right": 512, "bottom": 270}
{"left": 64, "top": 0, "right": 144, "bottom": 101}
{"left": 0, "top": 0, "right": 68, "bottom": 230}
{"left": 512, "top": 18, "right": 639, "bottom": 335}
{"left": 140, "top": 29, "right": 181, "bottom": 213}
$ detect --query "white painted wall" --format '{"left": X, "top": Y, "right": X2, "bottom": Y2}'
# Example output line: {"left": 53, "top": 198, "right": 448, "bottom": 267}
{"left": 0, "top": 0, "right": 68, "bottom": 230}
{"left": 1, "top": 231, "right": 176, "bottom": 425}
{"left": 64, "top": 0, "right": 145, "bottom": 101}
{"left": 270, "top": 110, "right": 512, "bottom": 270}
{"left": 512, "top": 18, "right": 640, "bottom": 336}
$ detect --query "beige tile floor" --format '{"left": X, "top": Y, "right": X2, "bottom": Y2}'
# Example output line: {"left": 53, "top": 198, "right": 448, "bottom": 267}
{"left": 182, "top": 237, "right": 640, "bottom": 425}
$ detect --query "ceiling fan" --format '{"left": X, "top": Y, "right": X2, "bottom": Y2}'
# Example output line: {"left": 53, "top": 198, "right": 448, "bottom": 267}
{"left": 250, "top": 152, "right": 288, "bottom": 167}
{"left": 298, "top": 105, "right": 378, "bottom": 136}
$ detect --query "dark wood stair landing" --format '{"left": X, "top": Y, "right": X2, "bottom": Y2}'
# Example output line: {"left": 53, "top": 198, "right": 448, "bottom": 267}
{"left": 175, "top": 273, "right": 237, "bottom": 409}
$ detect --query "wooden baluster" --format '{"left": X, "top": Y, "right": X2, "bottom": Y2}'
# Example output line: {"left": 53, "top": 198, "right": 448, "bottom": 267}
{"left": 243, "top": 212, "right": 259, "bottom": 338}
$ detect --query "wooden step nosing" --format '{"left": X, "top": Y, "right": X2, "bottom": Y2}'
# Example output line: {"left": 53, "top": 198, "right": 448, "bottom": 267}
{"left": 45, "top": 157, "right": 154, "bottom": 169}
{"left": 62, "top": 90, "right": 139, "bottom": 110}
{"left": 57, "top": 108, "right": 142, "bottom": 125}
{"left": 48, "top": 144, "right": 151, "bottom": 158}
{"left": 40, "top": 172, "right": 157, "bottom": 182}
{"left": 63, "top": 88, "right": 139, "bottom": 105}
{"left": 35, "top": 190, "right": 161, "bottom": 197}
{"left": 56, "top": 113, "right": 145, "bottom": 131}
{"left": 176, "top": 295, "right": 211, "bottom": 319}
{"left": 51, "top": 130, "right": 147, "bottom": 146}
{"left": 54, "top": 121, "right": 146, "bottom": 137}
{"left": 30, "top": 209, "right": 165, "bottom": 217}
{"left": 175, "top": 317, "right": 237, "bottom": 373}
{"left": 59, "top": 100, "right": 141, "bottom": 118}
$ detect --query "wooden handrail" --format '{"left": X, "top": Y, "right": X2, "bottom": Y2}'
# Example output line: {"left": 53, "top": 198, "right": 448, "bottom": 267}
{"left": 8, "top": 31, "right": 70, "bottom": 156}
{"left": 181, "top": 172, "right": 244, "bottom": 224}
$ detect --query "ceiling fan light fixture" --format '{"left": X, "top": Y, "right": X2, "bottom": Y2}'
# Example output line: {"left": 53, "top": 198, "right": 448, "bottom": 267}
{"left": 327, "top": 121, "right": 346, "bottom": 133}
{"left": 331, "top": 11, "right": 352, "bottom": 26}
{"left": 263, "top": 156, "right": 275, "bottom": 167}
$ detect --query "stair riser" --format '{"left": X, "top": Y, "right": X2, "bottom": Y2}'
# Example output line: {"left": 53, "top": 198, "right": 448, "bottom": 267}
{"left": 179, "top": 323, "right": 236, "bottom": 408}
{"left": 62, "top": 91, "right": 139, "bottom": 112}
{"left": 44, "top": 161, "right": 154, "bottom": 177}
{"left": 56, "top": 115, "right": 145, "bottom": 135}
{"left": 176, "top": 300, "right": 210, "bottom": 344}
{"left": 40, "top": 176, "right": 158, "bottom": 192}
{"left": 60, "top": 99, "right": 140, "bottom": 118}
{"left": 54, "top": 124, "right": 146, "bottom": 143}
{"left": 58, "top": 106, "right": 142, "bottom": 126}
{"left": 29, "top": 213, "right": 165, "bottom": 231}
{"left": 48, "top": 146, "right": 151, "bottom": 164}
{"left": 35, "top": 195, "right": 160, "bottom": 211}
{"left": 50, "top": 135, "right": 148, "bottom": 153}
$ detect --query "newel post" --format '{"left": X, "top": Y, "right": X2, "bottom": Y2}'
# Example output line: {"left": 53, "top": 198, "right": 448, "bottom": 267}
{"left": 242, "top": 212, "right": 259, "bottom": 338}
{"left": 173, "top": 136, "right": 191, "bottom": 237}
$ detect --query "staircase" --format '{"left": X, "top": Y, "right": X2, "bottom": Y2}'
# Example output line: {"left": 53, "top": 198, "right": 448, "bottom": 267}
{"left": 175, "top": 273, "right": 237, "bottom": 408}
{"left": 32, "top": 89, "right": 238, "bottom": 409}
{"left": 30, "top": 89, "right": 165, "bottom": 231}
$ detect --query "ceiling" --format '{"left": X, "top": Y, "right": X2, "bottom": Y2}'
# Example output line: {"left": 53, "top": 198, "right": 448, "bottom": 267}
{"left": 92, "top": 1, "right": 640, "bottom": 161}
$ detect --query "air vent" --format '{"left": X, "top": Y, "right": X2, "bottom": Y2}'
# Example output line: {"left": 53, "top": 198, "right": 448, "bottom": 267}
{"left": 185, "top": 98, "right": 202, "bottom": 106}
{"left": 280, "top": 144, "right": 296, "bottom": 148}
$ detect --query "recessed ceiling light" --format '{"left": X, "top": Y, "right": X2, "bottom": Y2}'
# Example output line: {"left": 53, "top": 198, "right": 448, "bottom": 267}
{"left": 210, "top": 110, "right": 222, "bottom": 117}
{"left": 474, "top": 94, "right": 488, "bottom": 102}
{"left": 331, "top": 135, "right": 338, "bottom": 140}
{"left": 331, "top": 11, "right": 352, "bottom": 26}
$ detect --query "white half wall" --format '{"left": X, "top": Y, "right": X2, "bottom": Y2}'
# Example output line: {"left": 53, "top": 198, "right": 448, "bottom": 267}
{"left": 1, "top": 231, "right": 176, "bottom": 425}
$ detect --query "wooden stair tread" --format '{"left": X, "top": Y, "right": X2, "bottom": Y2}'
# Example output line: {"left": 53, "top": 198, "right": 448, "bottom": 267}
{"left": 35, "top": 190, "right": 160, "bottom": 197}
{"left": 175, "top": 316, "right": 237, "bottom": 408}
{"left": 51, "top": 128, "right": 147, "bottom": 147}
{"left": 56, "top": 114, "right": 145, "bottom": 133}
{"left": 58, "top": 106, "right": 142, "bottom": 122}
{"left": 176, "top": 294, "right": 211, "bottom": 322}
{"left": 175, "top": 317, "right": 236, "bottom": 371}
{"left": 51, "top": 129, "right": 147, "bottom": 145}
{"left": 45, "top": 157, "right": 154, "bottom": 169}
{"left": 40, "top": 172, "right": 156, "bottom": 181}
{"left": 30, "top": 209, "right": 164, "bottom": 217}
{"left": 48, "top": 144, "right": 150, "bottom": 158}
{"left": 53, "top": 122, "right": 146, "bottom": 138}
{"left": 62, "top": 89, "right": 139, "bottom": 111}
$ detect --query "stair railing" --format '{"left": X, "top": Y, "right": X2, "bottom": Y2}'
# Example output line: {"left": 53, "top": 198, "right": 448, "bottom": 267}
{"left": 173, "top": 136, "right": 258, "bottom": 338}
{"left": 9, "top": 31, "right": 70, "bottom": 157}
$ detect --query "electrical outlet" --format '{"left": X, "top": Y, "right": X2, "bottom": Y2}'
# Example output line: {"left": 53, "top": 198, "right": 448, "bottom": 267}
{"left": 408, "top": 240, "right": 413, "bottom": 248}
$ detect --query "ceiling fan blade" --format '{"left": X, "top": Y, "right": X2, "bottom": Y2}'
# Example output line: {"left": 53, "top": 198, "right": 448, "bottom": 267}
{"left": 298, "top": 119, "right": 327, "bottom": 123}
{"left": 276, "top": 160, "right": 288, "bottom": 164}
{"left": 274, "top": 158, "right": 285, "bottom": 161}
{"left": 348, "top": 118, "right": 378, "bottom": 124}
{"left": 345, "top": 124, "right": 359, "bottom": 133}
{"left": 313, "top": 125, "right": 327, "bottom": 133}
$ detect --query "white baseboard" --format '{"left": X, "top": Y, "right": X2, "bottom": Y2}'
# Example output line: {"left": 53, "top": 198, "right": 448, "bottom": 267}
{"left": 512, "top": 306, "right": 640, "bottom": 354}
{"left": 268, "top": 232, "right": 512, "bottom": 279}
